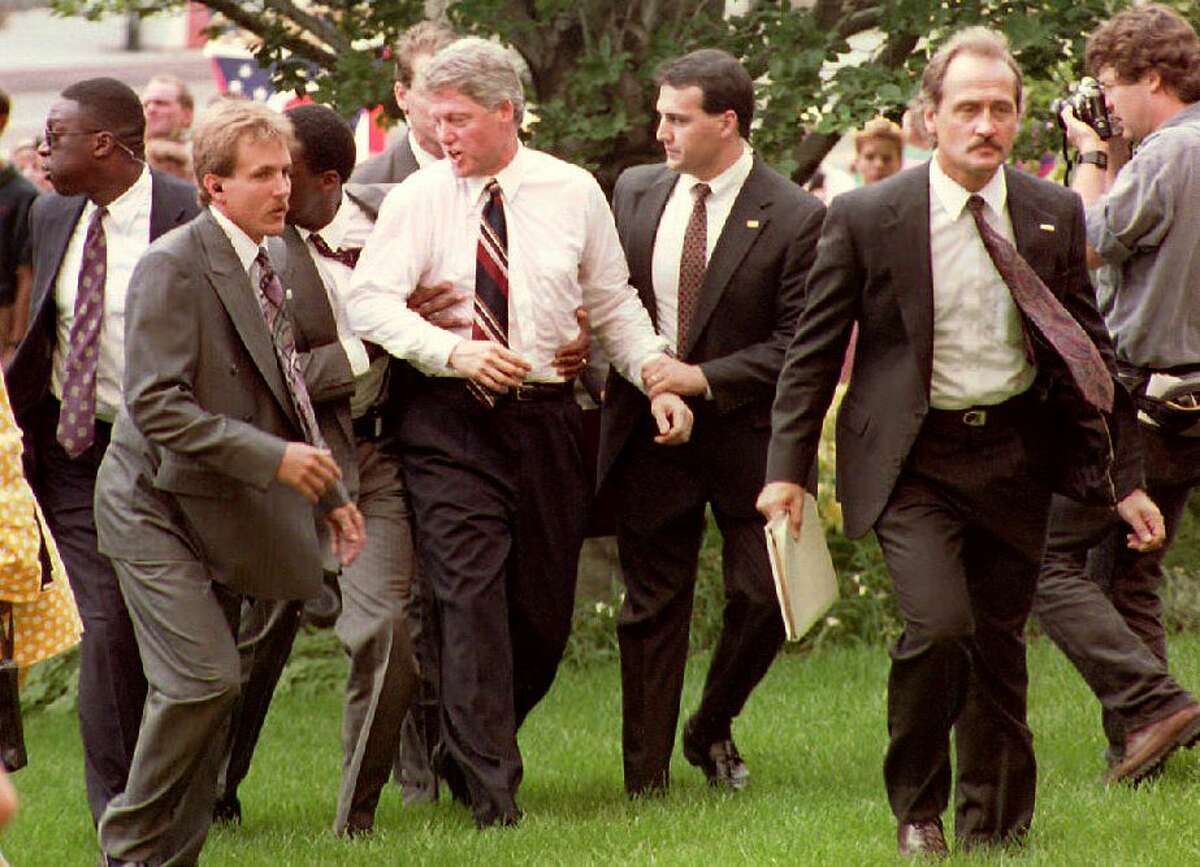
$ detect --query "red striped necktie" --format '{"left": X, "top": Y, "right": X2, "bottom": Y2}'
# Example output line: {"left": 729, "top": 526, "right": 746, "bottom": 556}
{"left": 468, "top": 178, "right": 509, "bottom": 407}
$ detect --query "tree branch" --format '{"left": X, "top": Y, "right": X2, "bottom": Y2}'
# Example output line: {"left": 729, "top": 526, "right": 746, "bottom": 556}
{"left": 260, "top": 0, "right": 350, "bottom": 54}
{"left": 198, "top": 0, "right": 338, "bottom": 67}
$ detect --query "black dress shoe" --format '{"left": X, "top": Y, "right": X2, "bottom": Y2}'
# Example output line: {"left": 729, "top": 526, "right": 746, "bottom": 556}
{"left": 682, "top": 717, "right": 749, "bottom": 790}
{"left": 212, "top": 793, "right": 242, "bottom": 826}
{"left": 897, "top": 818, "right": 948, "bottom": 858}
{"left": 341, "top": 811, "right": 375, "bottom": 839}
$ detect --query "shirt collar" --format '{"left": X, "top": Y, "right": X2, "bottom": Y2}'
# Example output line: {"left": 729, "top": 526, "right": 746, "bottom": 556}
{"left": 409, "top": 130, "right": 438, "bottom": 169}
{"left": 928, "top": 154, "right": 1007, "bottom": 222}
{"left": 87, "top": 165, "right": 151, "bottom": 232}
{"left": 209, "top": 205, "right": 266, "bottom": 273}
{"left": 677, "top": 142, "right": 754, "bottom": 200}
{"left": 298, "top": 189, "right": 356, "bottom": 248}
{"left": 465, "top": 141, "right": 527, "bottom": 206}
{"left": 1143, "top": 100, "right": 1200, "bottom": 143}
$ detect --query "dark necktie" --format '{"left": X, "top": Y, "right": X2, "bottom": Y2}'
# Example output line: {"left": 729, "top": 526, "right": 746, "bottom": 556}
{"left": 677, "top": 182, "right": 711, "bottom": 356}
{"left": 469, "top": 178, "right": 509, "bottom": 407}
{"left": 309, "top": 232, "right": 362, "bottom": 270}
{"left": 966, "top": 195, "right": 1114, "bottom": 413}
{"left": 254, "top": 249, "right": 327, "bottom": 447}
{"left": 57, "top": 205, "right": 108, "bottom": 458}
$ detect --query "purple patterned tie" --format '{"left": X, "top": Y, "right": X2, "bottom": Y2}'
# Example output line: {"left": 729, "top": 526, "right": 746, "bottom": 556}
{"left": 56, "top": 205, "right": 108, "bottom": 458}
{"left": 966, "top": 196, "right": 1114, "bottom": 413}
{"left": 676, "top": 182, "right": 711, "bottom": 356}
{"left": 309, "top": 232, "right": 362, "bottom": 270}
{"left": 254, "top": 249, "right": 327, "bottom": 448}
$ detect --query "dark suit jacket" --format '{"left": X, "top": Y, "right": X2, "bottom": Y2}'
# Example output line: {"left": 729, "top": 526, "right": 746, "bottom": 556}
{"left": 6, "top": 170, "right": 199, "bottom": 424}
{"left": 349, "top": 131, "right": 421, "bottom": 185}
{"left": 766, "top": 163, "right": 1119, "bottom": 539}
{"left": 597, "top": 157, "right": 825, "bottom": 512}
{"left": 95, "top": 210, "right": 347, "bottom": 600}
{"left": 269, "top": 182, "right": 393, "bottom": 500}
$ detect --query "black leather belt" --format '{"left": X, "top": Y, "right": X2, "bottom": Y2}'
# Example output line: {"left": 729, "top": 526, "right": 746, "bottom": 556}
{"left": 924, "top": 391, "right": 1034, "bottom": 434}
{"left": 502, "top": 381, "right": 574, "bottom": 403}
{"left": 352, "top": 412, "right": 386, "bottom": 441}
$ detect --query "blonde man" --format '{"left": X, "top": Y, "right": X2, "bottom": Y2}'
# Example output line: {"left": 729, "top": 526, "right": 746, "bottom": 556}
{"left": 95, "top": 100, "right": 363, "bottom": 865}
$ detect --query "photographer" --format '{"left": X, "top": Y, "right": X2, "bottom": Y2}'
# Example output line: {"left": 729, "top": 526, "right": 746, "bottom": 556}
{"left": 1035, "top": 3, "right": 1200, "bottom": 783}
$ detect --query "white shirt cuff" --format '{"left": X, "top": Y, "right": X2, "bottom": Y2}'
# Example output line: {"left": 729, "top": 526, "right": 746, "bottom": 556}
{"left": 341, "top": 338, "right": 371, "bottom": 378}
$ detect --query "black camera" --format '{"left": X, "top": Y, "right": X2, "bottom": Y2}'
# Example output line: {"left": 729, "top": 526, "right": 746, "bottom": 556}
{"left": 1051, "top": 77, "right": 1114, "bottom": 140}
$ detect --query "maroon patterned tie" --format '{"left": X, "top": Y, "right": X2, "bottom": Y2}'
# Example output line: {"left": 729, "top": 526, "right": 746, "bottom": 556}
{"left": 966, "top": 196, "right": 1114, "bottom": 413}
{"left": 254, "top": 249, "right": 327, "bottom": 448}
{"left": 467, "top": 178, "right": 508, "bottom": 407}
{"left": 309, "top": 232, "right": 361, "bottom": 269}
{"left": 676, "top": 182, "right": 711, "bottom": 356}
{"left": 56, "top": 205, "right": 108, "bottom": 458}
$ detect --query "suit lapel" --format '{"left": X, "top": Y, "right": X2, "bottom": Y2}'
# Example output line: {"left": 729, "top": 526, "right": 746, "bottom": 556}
{"left": 1004, "top": 167, "right": 1060, "bottom": 291}
{"left": 197, "top": 212, "right": 300, "bottom": 430}
{"left": 884, "top": 167, "right": 935, "bottom": 388}
{"left": 276, "top": 227, "right": 339, "bottom": 353}
{"left": 148, "top": 170, "right": 194, "bottom": 240}
{"left": 30, "top": 195, "right": 87, "bottom": 328}
{"left": 628, "top": 169, "right": 675, "bottom": 328}
{"left": 681, "top": 158, "right": 772, "bottom": 359}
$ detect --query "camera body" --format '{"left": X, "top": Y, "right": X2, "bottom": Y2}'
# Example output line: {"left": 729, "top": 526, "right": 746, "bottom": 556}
{"left": 1051, "top": 77, "right": 1114, "bottom": 141}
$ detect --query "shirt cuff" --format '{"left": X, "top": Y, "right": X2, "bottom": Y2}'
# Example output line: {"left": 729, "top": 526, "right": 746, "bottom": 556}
{"left": 341, "top": 338, "right": 371, "bottom": 379}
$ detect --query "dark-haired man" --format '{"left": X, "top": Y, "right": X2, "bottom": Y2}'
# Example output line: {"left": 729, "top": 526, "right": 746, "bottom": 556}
{"left": 0, "top": 88, "right": 37, "bottom": 363}
{"left": 758, "top": 28, "right": 1120, "bottom": 855}
{"left": 1039, "top": 2, "right": 1200, "bottom": 783}
{"left": 351, "top": 20, "right": 456, "bottom": 183}
{"left": 5, "top": 76, "right": 198, "bottom": 824}
{"left": 598, "top": 48, "right": 824, "bottom": 796}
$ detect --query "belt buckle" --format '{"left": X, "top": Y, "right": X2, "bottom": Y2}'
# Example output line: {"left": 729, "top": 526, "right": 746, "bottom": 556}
{"left": 513, "top": 384, "right": 535, "bottom": 402}
{"left": 962, "top": 409, "right": 987, "bottom": 427}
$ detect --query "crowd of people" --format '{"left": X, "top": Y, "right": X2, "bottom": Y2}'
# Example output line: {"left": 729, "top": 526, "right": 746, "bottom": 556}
{"left": 1, "top": 3, "right": 1199, "bottom": 864}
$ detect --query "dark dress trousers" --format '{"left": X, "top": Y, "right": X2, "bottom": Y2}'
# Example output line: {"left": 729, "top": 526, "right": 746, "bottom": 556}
{"left": 765, "top": 164, "right": 1117, "bottom": 844}
{"left": 94, "top": 209, "right": 352, "bottom": 864}
{"left": 5, "top": 171, "right": 198, "bottom": 823}
{"left": 598, "top": 157, "right": 824, "bottom": 793}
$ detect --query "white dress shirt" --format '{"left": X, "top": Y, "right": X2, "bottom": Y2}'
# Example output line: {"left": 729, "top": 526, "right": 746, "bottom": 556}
{"left": 51, "top": 167, "right": 152, "bottom": 422}
{"left": 927, "top": 157, "right": 1035, "bottom": 409}
{"left": 297, "top": 192, "right": 387, "bottom": 418}
{"left": 348, "top": 144, "right": 668, "bottom": 384}
{"left": 651, "top": 144, "right": 754, "bottom": 352}
{"left": 210, "top": 205, "right": 267, "bottom": 279}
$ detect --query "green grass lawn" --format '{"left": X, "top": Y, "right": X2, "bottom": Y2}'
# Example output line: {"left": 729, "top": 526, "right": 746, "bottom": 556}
{"left": 7, "top": 634, "right": 1200, "bottom": 865}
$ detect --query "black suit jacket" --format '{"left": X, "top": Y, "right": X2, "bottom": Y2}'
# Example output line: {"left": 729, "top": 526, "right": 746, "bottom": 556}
{"left": 6, "top": 170, "right": 199, "bottom": 423}
{"left": 597, "top": 157, "right": 825, "bottom": 511}
{"left": 766, "top": 163, "right": 1119, "bottom": 539}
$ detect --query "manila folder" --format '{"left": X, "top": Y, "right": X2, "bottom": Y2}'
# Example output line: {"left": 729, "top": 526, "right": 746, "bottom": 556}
{"left": 764, "top": 494, "right": 838, "bottom": 642}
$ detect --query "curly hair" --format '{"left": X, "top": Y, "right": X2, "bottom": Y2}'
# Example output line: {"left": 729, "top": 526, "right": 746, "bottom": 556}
{"left": 1086, "top": 4, "right": 1200, "bottom": 103}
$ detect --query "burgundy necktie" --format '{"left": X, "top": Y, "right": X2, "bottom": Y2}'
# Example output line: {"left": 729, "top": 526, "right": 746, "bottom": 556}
{"left": 309, "top": 232, "right": 361, "bottom": 270}
{"left": 56, "top": 205, "right": 108, "bottom": 458}
{"left": 966, "top": 195, "right": 1114, "bottom": 413}
{"left": 676, "top": 182, "right": 711, "bottom": 356}
{"left": 254, "top": 249, "right": 327, "bottom": 447}
{"left": 468, "top": 178, "right": 508, "bottom": 407}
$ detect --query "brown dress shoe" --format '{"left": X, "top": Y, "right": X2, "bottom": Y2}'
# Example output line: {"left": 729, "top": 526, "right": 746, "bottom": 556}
{"left": 1108, "top": 702, "right": 1200, "bottom": 784}
{"left": 682, "top": 717, "right": 750, "bottom": 791}
{"left": 897, "top": 818, "right": 948, "bottom": 858}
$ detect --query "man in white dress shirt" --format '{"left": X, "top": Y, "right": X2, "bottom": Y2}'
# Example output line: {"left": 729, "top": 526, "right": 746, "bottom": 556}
{"left": 348, "top": 37, "right": 693, "bottom": 827}
{"left": 757, "top": 29, "right": 1120, "bottom": 856}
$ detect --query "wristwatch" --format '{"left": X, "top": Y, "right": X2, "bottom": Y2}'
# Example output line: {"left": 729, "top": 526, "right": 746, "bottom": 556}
{"left": 1078, "top": 151, "right": 1109, "bottom": 170}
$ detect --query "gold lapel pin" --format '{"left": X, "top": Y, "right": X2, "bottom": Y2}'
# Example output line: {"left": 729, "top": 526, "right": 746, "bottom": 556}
{"left": 746, "top": 219, "right": 760, "bottom": 229}
{"left": 1039, "top": 223, "right": 1055, "bottom": 232}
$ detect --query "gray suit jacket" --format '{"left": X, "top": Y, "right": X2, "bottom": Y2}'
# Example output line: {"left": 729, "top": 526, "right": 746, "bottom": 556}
{"left": 349, "top": 132, "right": 421, "bottom": 185}
{"left": 766, "top": 164, "right": 1119, "bottom": 538}
{"left": 96, "top": 209, "right": 348, "bottom": 599}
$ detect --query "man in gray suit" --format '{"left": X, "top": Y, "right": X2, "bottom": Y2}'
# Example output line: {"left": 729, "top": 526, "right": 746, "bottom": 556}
{"left": 94, "top": 99, "right": 364, "bottom": 866}
{"left": 350, "top": 20, "right": 456, "bottom": 185}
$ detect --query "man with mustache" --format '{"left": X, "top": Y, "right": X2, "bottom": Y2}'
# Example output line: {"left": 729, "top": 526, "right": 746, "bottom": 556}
{"left": 758, "top": 27, "right": 1119, "bottom": 857}
{"left": 1039, "top": 3, "right": 1200, "bottom": 783}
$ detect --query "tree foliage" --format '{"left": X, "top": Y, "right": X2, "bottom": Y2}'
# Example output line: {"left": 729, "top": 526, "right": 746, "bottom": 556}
{"left": 50, "top": 0, "right": 1197, "bottom": 186}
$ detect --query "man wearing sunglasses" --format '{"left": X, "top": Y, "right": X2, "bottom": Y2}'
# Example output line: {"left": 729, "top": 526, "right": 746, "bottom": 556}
{"left": 4, "top": 76, "right": 198, "bottom": 825}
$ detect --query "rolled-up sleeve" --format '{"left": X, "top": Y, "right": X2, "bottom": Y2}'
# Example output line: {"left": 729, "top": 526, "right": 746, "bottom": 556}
{"left": 1086, "top": 137, "right": 1176, "bottom": 266}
